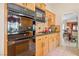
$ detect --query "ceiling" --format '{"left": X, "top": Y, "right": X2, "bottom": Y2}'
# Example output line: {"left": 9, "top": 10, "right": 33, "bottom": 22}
{"left": 46, "top": 3, "right": 79, "bottom": 13}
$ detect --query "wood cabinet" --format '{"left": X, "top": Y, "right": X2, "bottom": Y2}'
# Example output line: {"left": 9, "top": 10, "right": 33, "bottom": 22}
{"left": 35, "top": 33, "right": 60, "bottom": 56}
{"left": 48, "top": 33, "right": 60, "bottom": 53}
{"left": 35, "top": 3, "right": 46, "bottom": 11}
{"left": 15, "top": 3, "right": 24, "bottom": 7}
{"left": 25, "top": 3, "right": 35, "bottom": 11}
{"left": 36, "top": 35, "right": 49, "bottom": 56}
{"left": 15, "top": 3, "right": 35, "bottom": 11}
{"left": 46, "top": 10, "right": 55, "bottom": 27}
{"left": 42, "top": 35, "right": 49, "bottom": 56}
{"left": 53, "top": 33, "right": 60, "bottom": 48}
{"left": 56, "top": 33, "right": 60, "bottom": 47}
{"left": 36, "top": 36, "right": 43, "bottom": 56}
{"left": 48, "top": 34, "right": 54, "bottom": 52}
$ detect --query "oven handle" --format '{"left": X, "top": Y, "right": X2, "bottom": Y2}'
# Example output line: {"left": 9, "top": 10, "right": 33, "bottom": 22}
{"left": 15, "top": 38, "right": 30, "bottom": 44}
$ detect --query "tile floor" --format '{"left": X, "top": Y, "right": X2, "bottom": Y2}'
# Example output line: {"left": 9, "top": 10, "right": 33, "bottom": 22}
{"left": 48, "top": 46, "right": 79, "bottom": 56}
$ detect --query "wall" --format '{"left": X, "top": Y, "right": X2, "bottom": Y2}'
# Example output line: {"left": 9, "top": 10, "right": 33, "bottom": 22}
{"left": 0, "top": 4, "right": 4, "bottom": 55}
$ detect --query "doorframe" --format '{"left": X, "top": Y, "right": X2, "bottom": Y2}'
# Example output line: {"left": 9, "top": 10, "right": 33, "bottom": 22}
{"left": 4, "top": 3, "right": 8, "bottom": 56}
{"left": 62, "top": 12, "right": 79, "bottom": 48}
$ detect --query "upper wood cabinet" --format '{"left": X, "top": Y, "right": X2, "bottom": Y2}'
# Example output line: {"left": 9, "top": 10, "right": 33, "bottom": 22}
{"left": 46, "top": 10, "right": 55, "bottom": 27}
{"left": 26, "top": 3, "right": 35, "bottom": 11}
{"left": 15, "top": 3, "right": 35, "bottom": 11}
{"left": 35, "top": 3, "right": 46, "bottom": 11}
{"left": 14, "top": 3, "right": 25, "bottom": 7}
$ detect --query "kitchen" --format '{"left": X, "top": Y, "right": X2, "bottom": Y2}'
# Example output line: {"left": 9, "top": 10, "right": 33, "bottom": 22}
{"left": 1, "top": 3, "right": 79, "bottom": 56}
{"left": 3, "top": 3, "right": 60, "bottom": 56}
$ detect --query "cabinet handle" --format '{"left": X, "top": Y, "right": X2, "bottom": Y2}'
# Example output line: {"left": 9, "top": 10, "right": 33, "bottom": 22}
{"left": 42, "top": 42, "right": 45, "bottom": 47}
{"left": 23, "top": 3, "right": 27, "bottom": 6}
{"left": 45, "top": 37, "right": 47, "bottom": 38}
{"left": 23, "top": 3, "right": 25, "bottom": 5}
{"left": 25, "top": 3, "right": 27, "bottom": 6}
{"left": 38, "top": 39, "right": 41, "bottom": 40}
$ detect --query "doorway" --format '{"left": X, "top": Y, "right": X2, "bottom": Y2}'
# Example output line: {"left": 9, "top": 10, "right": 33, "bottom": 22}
{"left": 63, "top": 13, "right": 78, "bottom": 48}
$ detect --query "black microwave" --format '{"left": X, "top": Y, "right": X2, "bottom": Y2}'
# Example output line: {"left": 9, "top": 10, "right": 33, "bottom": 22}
{"left": 35, "top": 8, "right": 45, "bottom": 22}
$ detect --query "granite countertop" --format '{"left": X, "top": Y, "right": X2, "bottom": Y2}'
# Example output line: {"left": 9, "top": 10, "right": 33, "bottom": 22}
{"left": 8, "top": 31, "right": 60, "bottom": 46}
{"left": 36, "top": 31, "right": 60, "bottom": 36}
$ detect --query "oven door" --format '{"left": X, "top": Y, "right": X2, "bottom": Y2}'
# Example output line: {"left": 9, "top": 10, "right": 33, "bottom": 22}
{"left": 8, "top": 39, "right": 29, "bottom": 56}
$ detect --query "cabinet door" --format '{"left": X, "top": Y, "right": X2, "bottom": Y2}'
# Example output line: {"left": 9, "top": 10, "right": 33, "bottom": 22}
{"left": 26, "top": 3, "right": 35, "bottom": 11}
{"left": 54, "top": 37, "right": 57, "bottom": 48}
{"left": 53, "top": 33, "right": 60, "bottom": 48}
{"left": 42, "top": 35, "right": 49, "bottom": 56}
{"left": 46, "top": 10, "right": 50, "bottom": 27}
{"left": 15, "top": 3, "right": 25, "bottom": 7}
{"left": 51, "top": 34, "right": 55, "bottom": 49}
{"left": 36, "top": 37, "right": 43, "bottom": 56}
{"left": 46, "top": 10, "right": 55, "bottom": 28}
{"left": 56, "top": 33, "right": 60, "bottom": 47}
{"left": 35, "top": 3, "right": 46, "bottom": 11}
{"left": 15, "top": 3, "right": 35, "bottom": 11}
{"left": 51, "top": 14, "right": 55, "bottom": 25}
{"left": 48, "top": 34, "right": 54, "bottom": 52}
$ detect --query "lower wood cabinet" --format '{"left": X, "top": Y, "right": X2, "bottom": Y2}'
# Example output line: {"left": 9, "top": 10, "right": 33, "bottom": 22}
{"left": 48, "top": 34, "right": 54, "bottom": 52}
{"left": 35, "top": 33, "right": 60, "bottom": 56}
{"left": 53, "top": 33, "right": 60, "bottom": 48}
{"left": 36, "top": 35, "right": 49, "bottom": 56}
{"left": 36, "top": 36, "right": 43, "bottom": 56}
{"left": 42, "top": 35, "right": 49, "bottom": 56}
{"left": 56, "top": 33, "right": 60, "bottom": 46}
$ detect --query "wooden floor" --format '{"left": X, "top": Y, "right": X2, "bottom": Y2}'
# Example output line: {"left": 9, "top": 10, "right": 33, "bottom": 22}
{"left": 48, "top": 46, "right": 79, "bottom": 56}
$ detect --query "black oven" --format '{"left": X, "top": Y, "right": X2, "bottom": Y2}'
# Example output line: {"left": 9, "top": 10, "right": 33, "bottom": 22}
{"left": 7, "top": 3, "right": 35, "bottom": 56}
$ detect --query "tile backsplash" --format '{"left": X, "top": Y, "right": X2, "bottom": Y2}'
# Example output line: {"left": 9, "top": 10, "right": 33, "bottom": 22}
{"left": 36, "top": 22, "right": 47, "bottom": 34}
